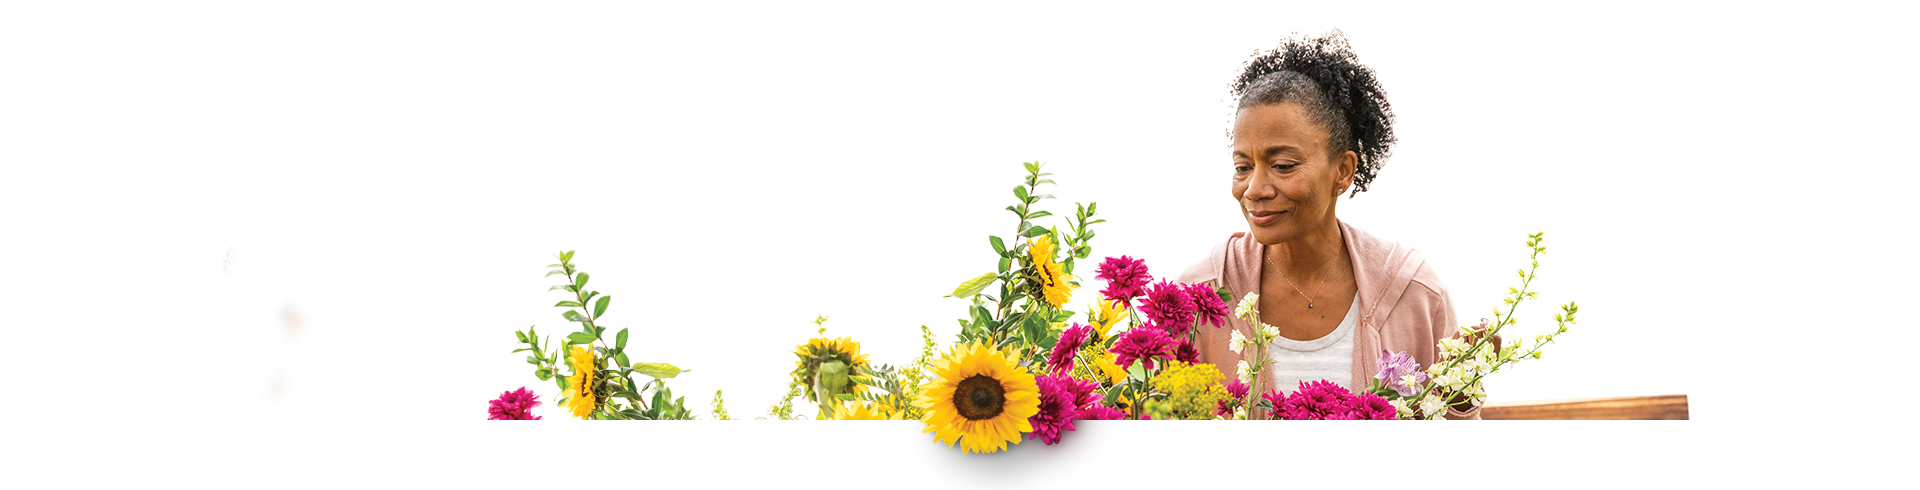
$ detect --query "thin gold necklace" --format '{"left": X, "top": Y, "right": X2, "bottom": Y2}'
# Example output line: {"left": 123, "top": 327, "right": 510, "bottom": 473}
{"left": 1265, "top": 246, "right": 1340, "bottom": 309}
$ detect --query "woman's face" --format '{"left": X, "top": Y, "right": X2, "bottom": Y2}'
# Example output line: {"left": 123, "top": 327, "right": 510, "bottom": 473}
{"left": 1231, "top": 102, "right": 1357, "bottom": 246}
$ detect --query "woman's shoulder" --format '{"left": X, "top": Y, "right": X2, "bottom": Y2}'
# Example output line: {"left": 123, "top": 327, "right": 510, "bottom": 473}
{"left": 1341, "top": 221, "right": 1444, "bottom": 290}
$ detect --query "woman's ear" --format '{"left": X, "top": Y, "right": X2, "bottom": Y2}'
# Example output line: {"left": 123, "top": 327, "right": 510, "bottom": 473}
{"left": 1336, "top": 150, "right": 1358, "bottom": 195}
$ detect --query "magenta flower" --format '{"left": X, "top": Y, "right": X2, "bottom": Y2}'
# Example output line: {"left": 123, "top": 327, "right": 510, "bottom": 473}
{"left": 1111, "top": 325, "right": 1176, "bottom": 371}
{"left": 1260, "top": 390, "right": 1288, "bottom": 420}
{"left": 487, "top": 386, "right": 544, "bottom": 420}
{"left": 1048, "top": 323, "right": 1092, "bottom": 373}
{"left": 1351, "top": 393, "right": 1398, "bottom": 420}
{"left": 1374, "top": 350, "right": 1429, "bottom": 397}
{"left": 1138, "top": 280, "right": 1195, "bottom": 335}
{"left": 1217, "top": 378, "right": 1250, "bottom": 417}
{"left": 1028, "top": 372, "right": 1113, "bottom": 445}
{"left": 1080, "top": 404, "right": 1126, "bottom": 421}
{"left": 1173, "top": 338, "right": 1200, "bottom": 365}
{"left": 1096, "top": 256, "right": 1152, "bottom": 303}
{"left": 1279, "top": 380, "right": 1357, "bottom": 420}
{"left": 1185, "top": 282, "right": 1230, "bottom": 328}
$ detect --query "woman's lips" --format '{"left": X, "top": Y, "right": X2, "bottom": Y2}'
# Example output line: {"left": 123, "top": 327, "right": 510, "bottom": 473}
{"left": 1248, "top": 210, "right": 1285, "bottom": 226}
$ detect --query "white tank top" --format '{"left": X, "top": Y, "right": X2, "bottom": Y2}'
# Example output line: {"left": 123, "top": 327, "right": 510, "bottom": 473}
{"left": 1267, "top": 294, "right": 1359, "bottom": 392}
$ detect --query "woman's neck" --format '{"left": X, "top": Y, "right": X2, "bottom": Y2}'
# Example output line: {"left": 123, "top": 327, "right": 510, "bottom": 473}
{"left": 1267, "top": 220, "right": 1348, "bottom": 282}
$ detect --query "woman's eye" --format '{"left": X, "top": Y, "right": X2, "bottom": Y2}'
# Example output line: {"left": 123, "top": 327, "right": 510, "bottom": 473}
{"left": 1233, "top": 164, "right": 1252, "bottom": 173}
{"left": 1272, "top": 163, "right": 1299, "bottom": 172}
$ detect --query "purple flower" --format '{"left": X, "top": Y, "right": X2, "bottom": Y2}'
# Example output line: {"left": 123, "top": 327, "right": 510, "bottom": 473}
{"left": 487, "top": 387, "right": 543, "bottom": 420}
{"left": 1374, "top": 350, "right": 1429, "bottom": 397}
{"left": 1048, "top": 323, "right": 1092, "bottom": 373}
{"left": 1139, "top": 281, "right": 1195, "bottom": 335}
{"left": 1112, "top": 325, "right": 1176, "bottom": 371}
{"left": 1095, "top": 256, "right": 1152, "bottom": 303}
{"left": 1185, "top": 282, "right": 1230, "bottom": 328}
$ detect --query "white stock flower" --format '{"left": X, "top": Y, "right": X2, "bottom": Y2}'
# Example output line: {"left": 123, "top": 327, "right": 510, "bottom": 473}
{"left": 1419, "top": 394, "right": 1446, "bottom": 419}
{"left": 1234, "top": 293, "right": 1260, "bottom": 319}
{"left": 1229, "top": 330, "right": 1247, "bottom": 354}
{"left": 1389, "top": 399, "right": 1412, "bottom": 418}
{"left": 1260, "top": 322, "right": 1279, "bottom": 339}
{"left": 1236, "top": 360, "right": 1252, "bottom": 384}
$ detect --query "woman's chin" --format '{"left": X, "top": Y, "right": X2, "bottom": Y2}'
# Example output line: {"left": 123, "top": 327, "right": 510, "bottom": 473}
{"left": 1246, "top": 225, "right": 1295, "bottom": 246}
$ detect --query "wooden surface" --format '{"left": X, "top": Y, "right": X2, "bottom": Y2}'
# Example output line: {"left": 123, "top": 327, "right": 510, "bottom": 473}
{"left": 1480, "top": 394, "right": 1689, "bottom": 420}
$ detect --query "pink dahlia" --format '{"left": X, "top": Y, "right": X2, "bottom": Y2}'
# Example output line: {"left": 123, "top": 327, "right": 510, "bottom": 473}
{"left": 1351, "top": 393, "right": 1398, "bottom": 420}
{"left": 1260, "top": 390, "right": 1288, "bottom": 420}
{"left": 1112, "top": 325, "right": 1176, "bottom": 371}
{"left": 1185, "top": 282, "right": 1230, "bottom": 328}
{"left": 1217, "top": 378, "right": 1250, "bottom": 417}
{"left": 1279, "top": 380, "right": 1358, "bottom": 420}
{"left": 1173, "top": 338, "right": 1200, "bottom": 364}
{"left": 1139, "top": 281, "right": 1195, "bottom": 336}
{"left": 487, "top": 386, "right": 543, "bottom": 420}
{"left": 1028, "top": 372, "right": 1112, "bottom": 445}
{"left": 1048, "top": 323, "right": 1092, "bottom": 373}
{"left": 1096, "top": 256, "right": 1152, "bottom": 303}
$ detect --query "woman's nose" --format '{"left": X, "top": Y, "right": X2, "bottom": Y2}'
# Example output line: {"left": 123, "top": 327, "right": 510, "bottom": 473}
{"left": 1243, "top": 169, "right": 1278, "bottom": 201}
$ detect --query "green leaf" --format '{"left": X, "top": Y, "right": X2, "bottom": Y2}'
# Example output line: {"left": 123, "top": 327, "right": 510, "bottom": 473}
{"left": 566, "top": 332, "right": 598, "bottom": 344}
{"left": 1013, "top": 185, "right": 1029, "bottom": 203}
{"left": 633, "top": 362, "right": 684, "bottom": 379}
{"left": 554, "top": 300, "right": 582, "bottom": 308}
{"left": 593, "top": 296, "right": 611, "bottom": 319}
{"left": 615, "top": 328, "right": 629, "bottom": 350}
{"left": 616, "top": 352, "right": 630, "bottom": 367}
{"left": 575, "top": 272, "right": 590, "bottom": 289}
{"left": 545, "top": 269, "right": 568, "bottom": 277}
{"left": 989, "top": 235, "right": 1007, "bottom": 255}
{"left": 556, "top": 375, "right": 571, "bottom": 391}
{"left": 560, "top": 250, "right": 575, "bottom": 263}
{"left": 946, "top": 273, "right": 997, "bottom": 298}
{"left": 535, "top": 368, "right": 552, "bottom": 381}
{"left": 1074, "top": 245, "right": 1091, "bottom": 259}
{"left": 1019, "top": 225, "right": 1048, "bottom": 238}
{"left": 514, "top": 330, "right": 528, "bottom": 343}
{"left": 525, "top": 355, "right": 538, "bottom": 365}
{"left": 997, "top": 257, "right": 1010, "bottom": 273}
{"left": 548, "top": 285, "right": 574, "bottom": 292}
{"left": 1026, "top": 210, "right": 1053, "bottom": 220}
{"left": 1021, "top": 314, "right": 1047, "bottom": 348}
{"left": 563, "top": 310, "right": 588, "bottom": 322}
{"left": 1024, "top": 161, "right": 1039, "bottom": 174}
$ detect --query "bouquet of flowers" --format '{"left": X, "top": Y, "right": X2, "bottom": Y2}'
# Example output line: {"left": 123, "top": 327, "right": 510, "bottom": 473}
{"left": 495, "top": 251, "right": 694, "bottom": 420}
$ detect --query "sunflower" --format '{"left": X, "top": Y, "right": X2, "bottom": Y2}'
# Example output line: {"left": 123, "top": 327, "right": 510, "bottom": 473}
{"left": 916, "top": 342, "right": 1041, "bottom": 454}
{"left": 791, "top": 336, "right": 873, "bottom": 407}
{"left": 560, "top": 344, "right": 599, "bottom": 419}
{"left": 1028, "top": 235, "right": 1076, "bottom": 308}
{"left": 832, "top": 400, "right": 905, "bottom": 420}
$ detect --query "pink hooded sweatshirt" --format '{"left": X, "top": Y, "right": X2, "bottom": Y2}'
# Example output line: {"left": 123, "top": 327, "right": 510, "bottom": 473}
{"left": 1177, "top": 220, "right": 1480, "bottom": 419}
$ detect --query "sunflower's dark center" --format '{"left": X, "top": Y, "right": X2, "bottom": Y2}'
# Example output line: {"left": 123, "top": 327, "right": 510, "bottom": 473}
{"left": 953, "top": 374, "right": 1006, "bottom": 420}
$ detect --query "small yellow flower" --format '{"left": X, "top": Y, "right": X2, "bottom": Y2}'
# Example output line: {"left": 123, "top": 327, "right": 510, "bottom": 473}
{"left": 1087, "top": 297, "right": 1127, "bottom": 338}
{"left": 832, "top": 400, "right": 904, "bottom": 420}
{"left": 560, "top": 344, "right": 599, "bottom": 419}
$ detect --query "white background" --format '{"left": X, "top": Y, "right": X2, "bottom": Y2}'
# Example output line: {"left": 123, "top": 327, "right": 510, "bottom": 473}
{"left": 3, "top": 1, "right": 1914, "bottom": 486}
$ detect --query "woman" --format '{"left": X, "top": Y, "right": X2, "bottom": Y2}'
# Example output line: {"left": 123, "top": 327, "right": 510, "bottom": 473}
{"left": 1176, "top": 32, "right": 1479, "bottom": 419}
